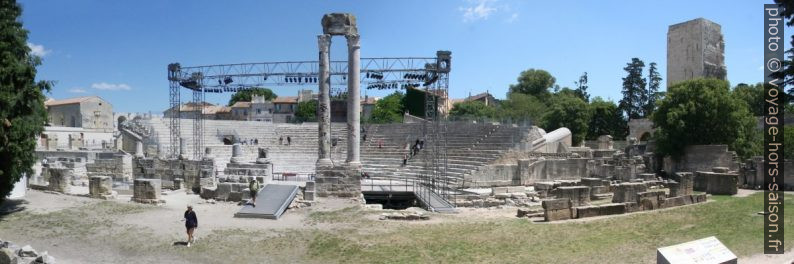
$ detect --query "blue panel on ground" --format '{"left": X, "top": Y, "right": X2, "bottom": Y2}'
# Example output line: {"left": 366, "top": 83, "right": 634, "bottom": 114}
{"left": 234, "top": 184, "right": 299, "bottom": 219}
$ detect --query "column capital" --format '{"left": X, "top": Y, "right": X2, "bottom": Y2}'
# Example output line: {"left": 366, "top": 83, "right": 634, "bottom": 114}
{"left": 345, "top": 34, "right": 360, "bottom": 45}
{"left": 318, "top": 34, "right": 332, "bottom": 48}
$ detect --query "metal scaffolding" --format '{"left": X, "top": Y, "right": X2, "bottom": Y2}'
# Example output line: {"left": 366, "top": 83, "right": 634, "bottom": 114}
{"left": 167, "top": 51, "right": 452, "bottom": 211}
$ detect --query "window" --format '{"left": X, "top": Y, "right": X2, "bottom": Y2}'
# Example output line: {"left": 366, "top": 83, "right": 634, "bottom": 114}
{"left": 257, "top": 108, "right": 261, "bottom": 114}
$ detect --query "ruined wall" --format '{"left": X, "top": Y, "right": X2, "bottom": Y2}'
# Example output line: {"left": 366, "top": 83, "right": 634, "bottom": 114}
{"left": 132, "top": 157, "right": 215, "bottom": 192}
{"left": 740, "top": 157, "right": 794, "bottom": 190}
{"left": 628, "top": 119, "right": 654, "bottom": 142}
{"left": 664, "top": 145, "right": 737, "bottom": 174}
{"left": 463, "top": 164, "right": 518, "bottom": 187}
{"left": 464, "top": 158, "right": 588, "bottom": 187}
{"left": 86, "top": 153, "right": 132, "bottom": 181}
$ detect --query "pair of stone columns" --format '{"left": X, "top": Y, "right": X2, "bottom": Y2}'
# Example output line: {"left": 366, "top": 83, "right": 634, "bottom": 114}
{"left": 316, "top": 33, "right": 360, "bottom": 169}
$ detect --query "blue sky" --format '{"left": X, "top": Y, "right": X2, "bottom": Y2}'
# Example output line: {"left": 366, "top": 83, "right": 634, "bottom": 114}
{"left": 20, "top": 0, "right": 787, "bottom": 113}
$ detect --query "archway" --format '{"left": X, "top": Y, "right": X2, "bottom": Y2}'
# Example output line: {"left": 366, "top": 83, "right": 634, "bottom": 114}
{"left": 639, "top": 132, "right": 652, "bottom": 142}
{"left": 117, "top": 115, "right": 127, "bottom": 129}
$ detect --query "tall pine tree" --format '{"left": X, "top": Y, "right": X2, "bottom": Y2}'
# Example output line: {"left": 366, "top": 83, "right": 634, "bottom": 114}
{"left": 0, "top": 0, "right": 51, "bottom": 200}
{"left": 574, "top": 72, "right": 589, "bottom": 102}
{"left": 645, "top": 62, "right": 662, "bottom": 116}
{"left": 619, "top": 58, "right": 647, "bottom": 119}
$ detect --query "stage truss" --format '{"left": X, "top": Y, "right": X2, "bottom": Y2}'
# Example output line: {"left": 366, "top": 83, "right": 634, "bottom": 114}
{"left": 167, "top": 51, "right": 453, "bottom": 208}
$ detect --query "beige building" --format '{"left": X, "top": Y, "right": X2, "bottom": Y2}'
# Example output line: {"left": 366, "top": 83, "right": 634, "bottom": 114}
{"left": 45, "top": 96, "right": 114, "bottom": 132}
{"left": 667, "top": 18, "right": 727, "bottom": 87}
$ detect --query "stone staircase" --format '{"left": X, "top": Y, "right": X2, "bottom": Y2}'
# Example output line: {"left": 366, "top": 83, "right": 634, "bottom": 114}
{"left": 138, "top": 118, "right": 528, "bottom": 185}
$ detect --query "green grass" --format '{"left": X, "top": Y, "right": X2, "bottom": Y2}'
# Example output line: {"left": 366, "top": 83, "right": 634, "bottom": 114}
{"left": 0, "top": 193, "right": 790, "bottom": 263}
{"left": 298, "top": 192, "right": 794, "bottom": 263}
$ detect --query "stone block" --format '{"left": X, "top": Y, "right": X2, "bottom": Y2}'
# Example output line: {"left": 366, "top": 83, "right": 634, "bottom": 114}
{"left": 89, "top": 176, "right": 112, "bottom": 198}
{"left": 200, "top": 187, "right": 216, "bottom": 199}
{"left": 491, "top": 187, "right": 509, "bottom": 195}
{"left": 623, "top": 202, "right": 640, "bottom": 213}
{"left": 228, "top": 192, "right": 242, "bottom": 202}
{"left": 321, "top": 13, "right": 358, "bottom": 36}
{"left": 552, "top": 186, "right": 591, "bottom": 206}
{"left": 132, "top": 179, "right": 162, "bottom": 204}
{"left": 216, "top": 183, "right": 233, "bottom": 201}
{"left": 304, "top": 191, "right": 315, "bottom": 201}
{"left": 661, "top": 196, "right": 691, "bottom": 208}
{"left": 506, "top": 186, "right": 525, "bottom": 193}
{"left": 692, "top": 193, "right": 707, "bottom": 203}
{"left": 575, "top": 203, "right": 627, "bottom": 218}
{"left": 305, "top": 181, "right": 316, "bottom": 191}
{"left": 712, "top": 167, "right": 729, "bottom": 173}
{"left": 638, "top": 173, "right": 656, "bottom": 181}
{"left": 636, "top": 190, "right": 666, "bottom": 210}
{"left": 542, "top": 199, "right": 572, "bottom": 221}
{"left": 612, "top": 182, "right": 647, "bottom": 203}
{"left": 315, "top": 166, "right": 361, "bottom": 197}
{"left": 46, "top": 167, "right": 71, "bottom": 193}
{"left": 173, "top": 178, "right": 183, "bottom": 190}
{"left": 705, "top": 172, "right": 738, "bottom": 195}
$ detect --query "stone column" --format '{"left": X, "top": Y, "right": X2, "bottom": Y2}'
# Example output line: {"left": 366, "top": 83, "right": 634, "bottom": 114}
{"left": 345, "top": 33, "right": 361, "bottom": 167}
{"left": 230, "top": 143, "right": 243, "bottom": 164}
{"left": 317, "top": 34, "right": 333, "bottom": 168}
{"left": 178, "top": 137, "right": 187, "bottom": 160}
{"left": 134, "top": 140, "right": 145, "bottom": 158}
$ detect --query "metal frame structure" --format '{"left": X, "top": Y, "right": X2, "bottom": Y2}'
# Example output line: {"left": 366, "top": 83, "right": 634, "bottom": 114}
{"left": 166, "top": 51, "right": 452, "bottom": 209}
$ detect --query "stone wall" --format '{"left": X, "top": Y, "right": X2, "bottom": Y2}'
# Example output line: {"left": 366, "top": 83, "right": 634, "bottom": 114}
{"left": 551, "top": 186, "right": 590, "bottom": 206}
{"left": 315, "top": 166, "right": 361, "bottom": 197}
{"left": 132, "top": 178, "right": 162, "bottom": 204}
{"left": 464, "top": 164, "right": 518, "bottom": 187}
{"left": 740, "top": 157, "right": 794, "bottom": 190}
{"left": 542, "top": 199, "right": 573, "bottom": 221}
{"left": 612, "top": 182, "right": 647, "bottom": 203}
{"left": 86, "top": 153, "right": 132, "bottom": 181}
{"left": 89, "top": 176, "right": 115, "bottom": 199}
{"left": 45, "top": 167, "right": 71, "bottom": 193}
{"left": 664, "top": 145, "right": 737, "bottom": 174}
{"left": 132, "top": 157, "right": 215, "bottom": 192}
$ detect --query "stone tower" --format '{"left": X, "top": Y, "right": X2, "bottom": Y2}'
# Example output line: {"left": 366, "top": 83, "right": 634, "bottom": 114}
{"left": 666, "top": 18, "right": 727, "bottom": 87}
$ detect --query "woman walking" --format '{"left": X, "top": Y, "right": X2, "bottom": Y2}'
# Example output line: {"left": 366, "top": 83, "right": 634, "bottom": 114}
{"left": 183, "top": 205, "right": 198, "bottom": 247}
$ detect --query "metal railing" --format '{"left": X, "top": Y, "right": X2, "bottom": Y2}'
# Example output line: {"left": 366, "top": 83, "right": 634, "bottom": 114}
{"left": 271, "top": 172, "right": 316, "bottom": 182}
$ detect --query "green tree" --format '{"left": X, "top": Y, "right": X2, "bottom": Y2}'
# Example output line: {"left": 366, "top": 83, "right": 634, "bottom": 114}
{"left": 0, "top": 0, "right": 51, "bottom": 200}
{"left": 619, "top": 58, "right": 647, "bottom": 119}
{"left": 494, "top": 92, "right": 547, "bottom": 124}
{"left": 652, "top": 79, "right": 759, "bottom": 159}
{"left": 294, "top": 100, "right": 317, "bottom": 122}
{"left": 645, "top": 62, "right": 662, "bottom": 116}
{"left": 574, "top": 72, "right": 590, "bottom": 102}
{"left": 542, "top": 92, "right": 591, "bottom": 146}
{"left": 732, "top": 83, "right": 765, "bottom": 116}
{"left": 509, "top": 69, "right": 556, "bottom": 99}
{"left": 370, "top": 91, "right": 404, "bottom": 123}
{"left": 449, "top": 100, "right": 495, "bottom": 120}
{"left": 227, "top": 87, "right": 276, "bottom": 106}
{"left": 587, "top": 97, "right": 628, "bottom": 140}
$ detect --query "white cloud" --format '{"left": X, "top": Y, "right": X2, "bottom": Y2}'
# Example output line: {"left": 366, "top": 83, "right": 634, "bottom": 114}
{"left": 91, "top": 82, "right": 131, "bottom": 91}
{"left": 68, "top": 88, "right": 87, "bottom": 93}
{"left": 506, "top": 13, "right": 519, "bottom": 23}
{"left": 27, "top": 42, "right": 51, "bottom": 57}
{"left": 460, "top": 0, "right": 499, "bottom": 22}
